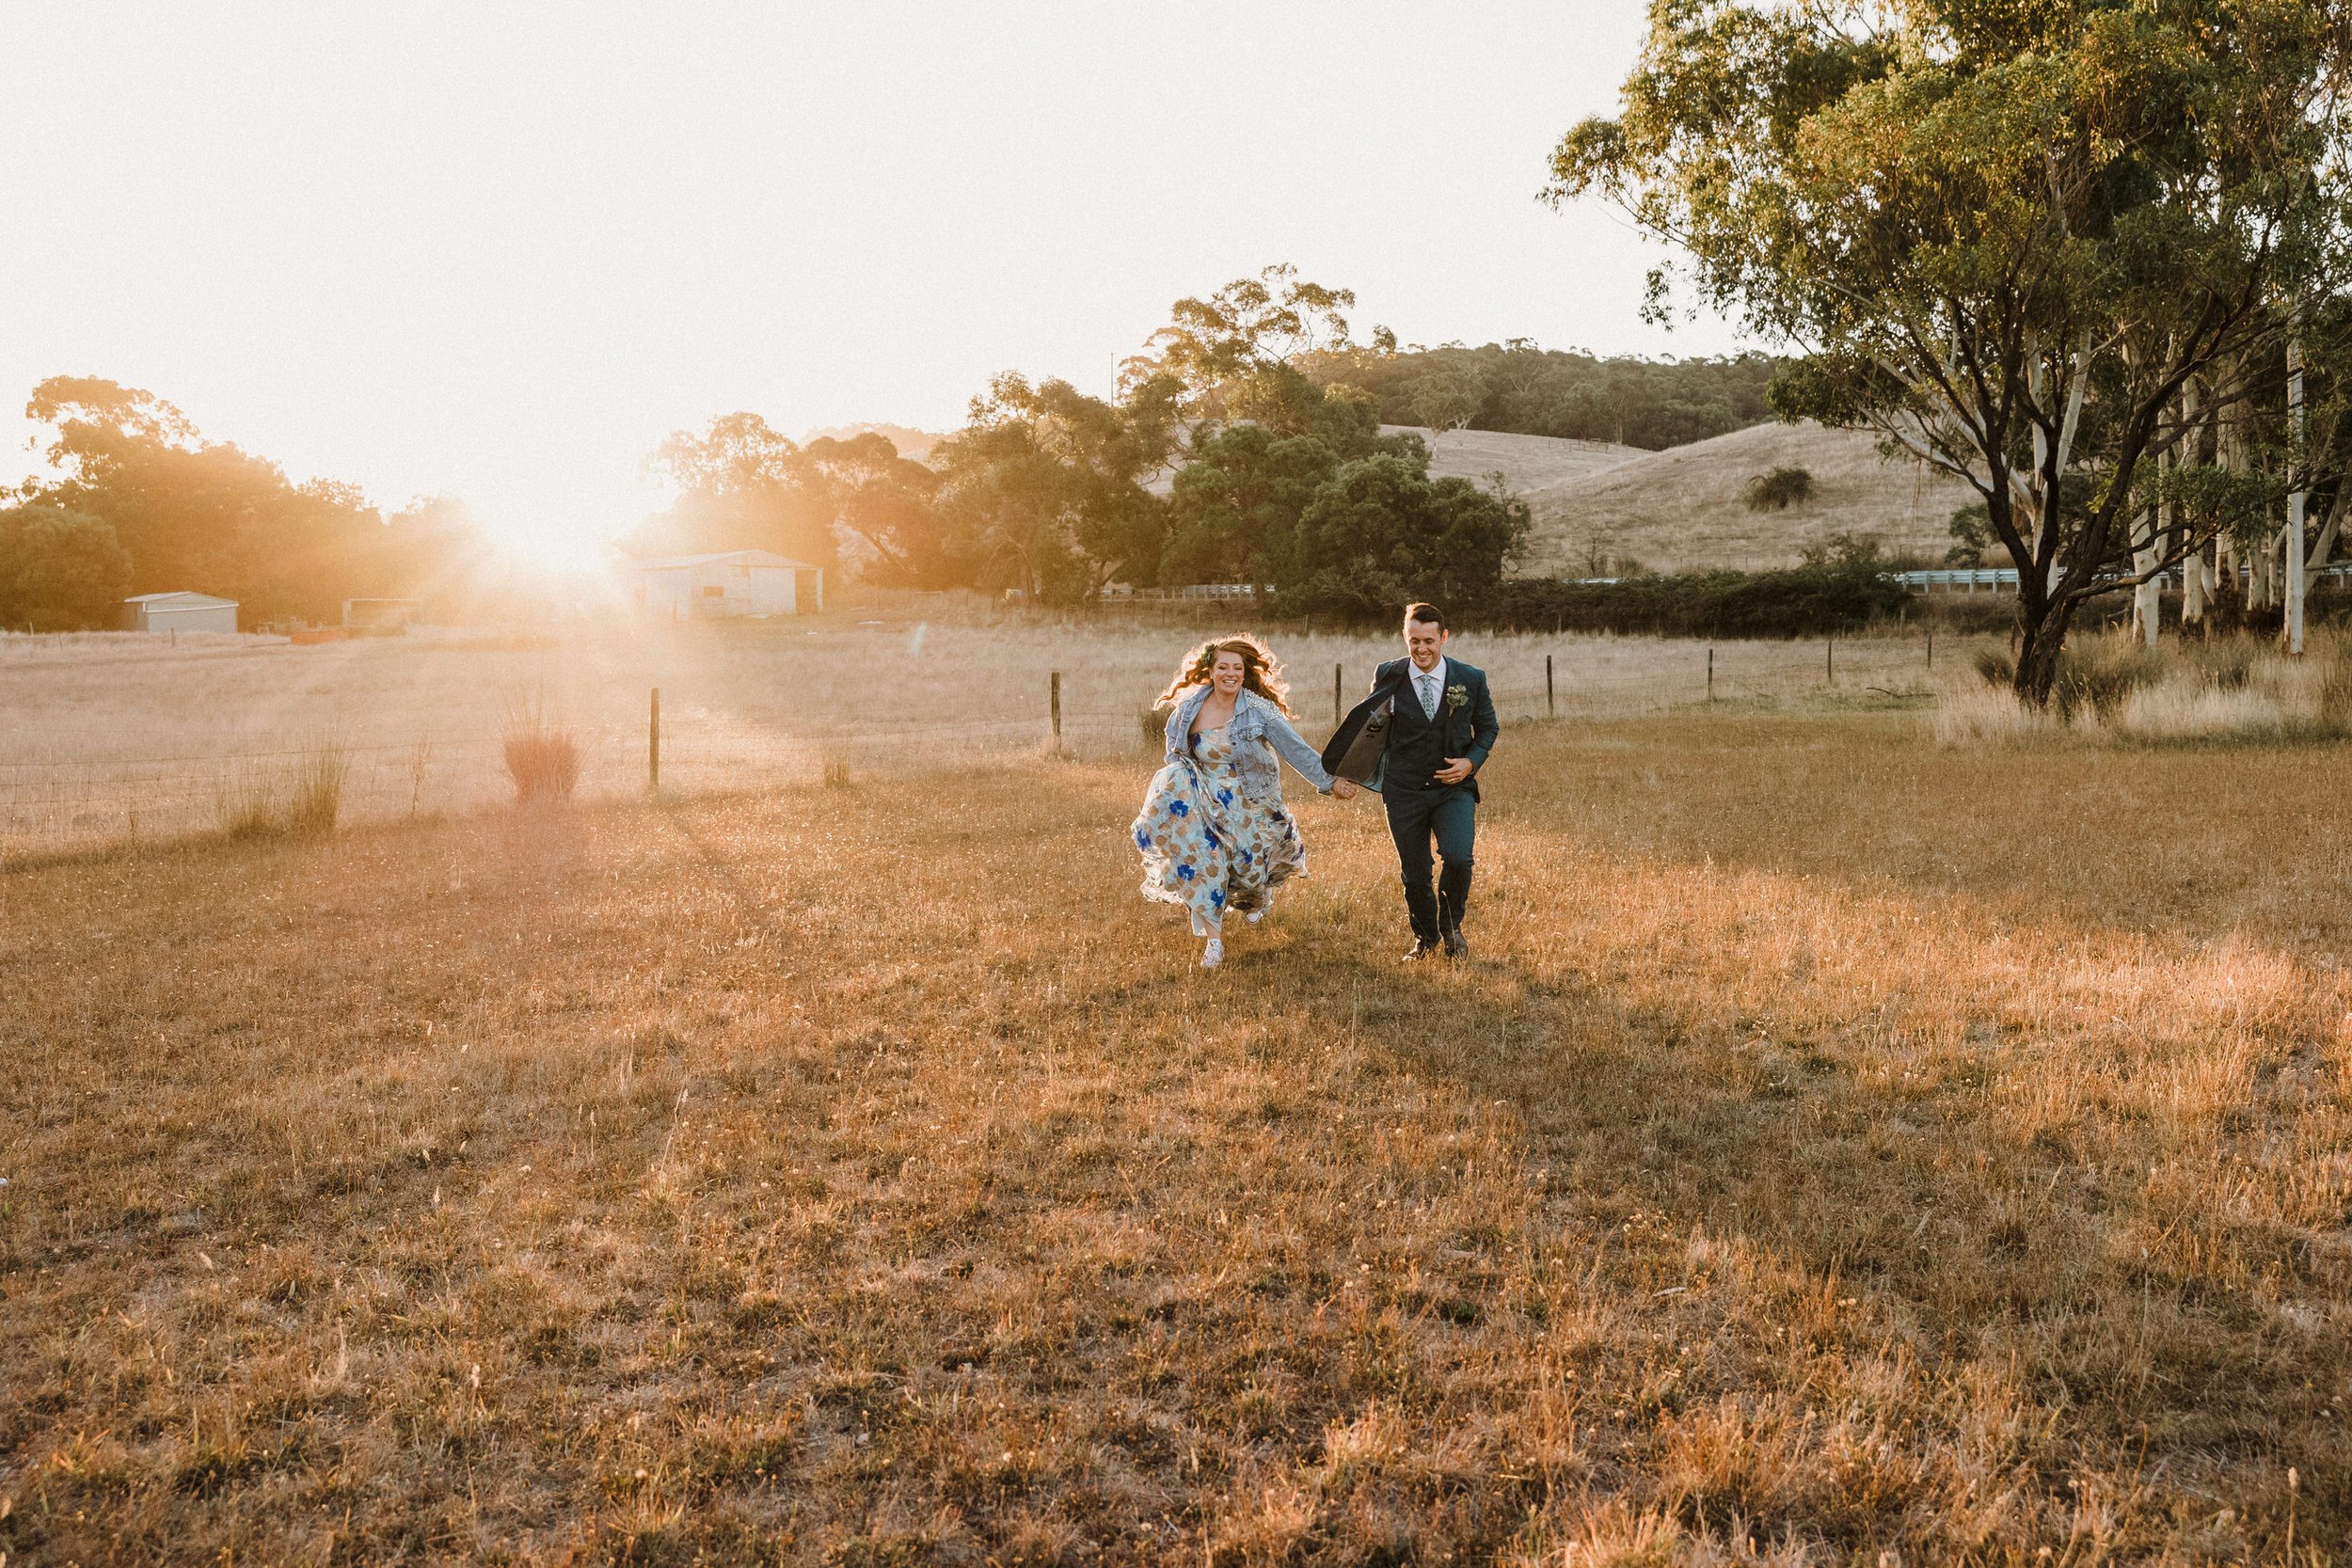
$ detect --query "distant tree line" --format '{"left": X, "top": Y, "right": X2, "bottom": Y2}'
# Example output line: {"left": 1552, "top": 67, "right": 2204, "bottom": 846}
{"left": 1485, "top": 534, "right": 1912, "bottom": 638}
{"left": 2, "top": 269, "right": 1789, "bottom": 633}
{"left": 2, "top": 377, "right": 486, "bottom": 631}
{"left": 624, "top": 265, "right": 1534, "bottom": 615}
{"left": 1297, "top": 340, "right": 1780, "bottom": 451}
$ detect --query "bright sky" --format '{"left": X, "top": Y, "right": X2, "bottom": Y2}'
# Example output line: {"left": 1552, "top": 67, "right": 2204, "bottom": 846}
{"left": 0, "top": 1, "right": 1751, "bottom": 563}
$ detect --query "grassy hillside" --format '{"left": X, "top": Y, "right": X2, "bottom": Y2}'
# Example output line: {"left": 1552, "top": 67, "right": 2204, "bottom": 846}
{"left": 1518, "top": 421, "right": 1982, "bottom": 577}
{"left": 1376, "top": 425, "right": 1642, "bottom": 492}
{"left": 2, "top": 710, "right": 2344, "bottom": 1562}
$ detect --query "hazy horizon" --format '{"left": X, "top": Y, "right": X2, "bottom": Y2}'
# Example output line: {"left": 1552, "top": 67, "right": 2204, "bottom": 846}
{"left": 1, "top": 1, "right": 1755, "bottom": 562}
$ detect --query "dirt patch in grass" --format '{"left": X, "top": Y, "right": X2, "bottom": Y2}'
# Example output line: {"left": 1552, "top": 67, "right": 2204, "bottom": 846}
{"left": 1, "top": 715, "right": 2344, "bottom": 1562}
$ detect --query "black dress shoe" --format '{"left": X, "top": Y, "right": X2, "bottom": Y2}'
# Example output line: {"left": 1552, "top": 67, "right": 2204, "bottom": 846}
{"left": 1402, "top": 941, "right": 1440, "bottom": 962}
{"left": 1442, "top": 927, "right": 1468, "bottom": 959}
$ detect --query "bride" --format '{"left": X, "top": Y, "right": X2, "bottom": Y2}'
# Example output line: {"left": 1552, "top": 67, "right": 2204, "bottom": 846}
{"left": 1132, "top": 636, "right": 1356, "bottom": 968}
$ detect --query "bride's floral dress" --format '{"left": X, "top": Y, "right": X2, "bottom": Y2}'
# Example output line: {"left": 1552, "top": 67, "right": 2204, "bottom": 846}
{"left": 1132, "top": 724, "right": 1307, "bottom": 935}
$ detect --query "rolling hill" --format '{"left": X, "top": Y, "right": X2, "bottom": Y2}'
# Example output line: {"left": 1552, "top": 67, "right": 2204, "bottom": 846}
{"left": 1378, "top": 424, "right": 1645, "bottom": 491}
{"left": 1513, "top": 420, "right": 1979, "bottom": 577}
{"left": 818, "top": 418, "right": 1972, "bottom": 578}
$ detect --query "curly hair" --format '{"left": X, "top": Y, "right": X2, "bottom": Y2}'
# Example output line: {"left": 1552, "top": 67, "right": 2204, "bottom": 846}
{"left": 1155, "top": 635, "right": 1295, "bottom": 717}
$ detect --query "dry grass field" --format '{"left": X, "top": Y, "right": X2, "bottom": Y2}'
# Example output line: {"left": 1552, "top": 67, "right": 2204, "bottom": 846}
{"left": 3, "top": 699, "right": 2345, "bottom": 1565}
{"left": 0, "top": 622, "right": 1958, "bottom": 861}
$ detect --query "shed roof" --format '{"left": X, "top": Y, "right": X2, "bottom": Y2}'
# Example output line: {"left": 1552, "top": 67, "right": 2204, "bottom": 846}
{"left": 628, "top": 549, "right": 821, "bottom": 572}
{"left": 125, "top": 592, "right": 238, "bottom": 609}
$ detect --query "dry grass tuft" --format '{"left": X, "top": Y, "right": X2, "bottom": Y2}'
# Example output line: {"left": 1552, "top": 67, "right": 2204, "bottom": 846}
{"left": 502, "top": 712, "right": 581, "bottom": 806}
{"left": 213, "top": 743, "right": 347, "bottom": 841}
{"left": 1939, "top": 628, "right": 2352, "bottom": 748}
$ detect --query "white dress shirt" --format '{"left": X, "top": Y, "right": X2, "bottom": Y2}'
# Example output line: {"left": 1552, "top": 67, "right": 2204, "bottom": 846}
{"left": 1410, "top": 656, "right": 1448, "bottom": 720}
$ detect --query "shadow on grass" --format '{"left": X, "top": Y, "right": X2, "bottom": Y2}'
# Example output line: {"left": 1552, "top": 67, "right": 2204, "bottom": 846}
{"left": 1182, "top": 895, "right": 2344, "bottom": 1535}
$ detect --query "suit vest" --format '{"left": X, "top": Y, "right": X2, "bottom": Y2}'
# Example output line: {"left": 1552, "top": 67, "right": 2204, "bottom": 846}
{"left": 1385, "top": 673, "right": 1451, "bottom": 789}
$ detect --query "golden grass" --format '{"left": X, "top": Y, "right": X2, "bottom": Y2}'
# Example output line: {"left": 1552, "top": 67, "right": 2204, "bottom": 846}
{"left": 1933, "top": 629, "right": 2352, "bottom": 749}
{"left": 1, "top": 708, "right": 2344, "bottom": 1563}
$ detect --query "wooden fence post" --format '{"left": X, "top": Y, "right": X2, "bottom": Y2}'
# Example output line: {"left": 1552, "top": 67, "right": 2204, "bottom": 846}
{"left": 1333, "top": 663, "right": 1343, "bottom": 724}
{"left": 1926, "top": 626, "right": 1934, "bottom": 669}
{"left": 1826, "top": 636, "right": 1835, "bottom": 683}
{"left": 1707, "top": 647, "right": 1714, "bottom": 702}
{"left": 1050, "top": 671, "right": 1062, "bottom": 748}
{"left": 648, "top": 688, "right": 660, "bottom": 794}
{"left": 1546, "top": 654, "right": 1555, "bottom": 718}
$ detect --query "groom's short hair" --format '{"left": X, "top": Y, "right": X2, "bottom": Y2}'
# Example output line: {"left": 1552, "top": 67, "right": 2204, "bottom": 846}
{"left": 1404, "top": 602, "right": 1445, "bottom": 630}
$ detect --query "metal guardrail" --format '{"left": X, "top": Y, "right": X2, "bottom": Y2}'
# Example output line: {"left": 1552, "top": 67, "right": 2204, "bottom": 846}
{"left": 1895, "top": 564, "right": 2352, "bottom": 592}
{"left": 1894, "top": 569, "right": 2020, "bottom": 590}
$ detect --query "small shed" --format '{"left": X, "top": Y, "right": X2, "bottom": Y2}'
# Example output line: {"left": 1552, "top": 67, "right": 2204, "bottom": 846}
{"left": 627, "top": 550, "right": 824, "bottom": 619}
{"left": 120, "top": 592, "right": 238, "bottom": 634}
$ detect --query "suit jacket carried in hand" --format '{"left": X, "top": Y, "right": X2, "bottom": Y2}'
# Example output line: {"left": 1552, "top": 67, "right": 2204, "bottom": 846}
{"left": 1320, "top": 658, "right": 1499, "bottom": 800}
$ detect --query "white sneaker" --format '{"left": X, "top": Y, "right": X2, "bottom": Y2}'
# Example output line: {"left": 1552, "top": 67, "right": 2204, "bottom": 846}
{"left": 1200, "top": 938, "right": 1225, "bottom": 968}
{"left": 1245, "top": 909, "right": 1264, "bottom": 925}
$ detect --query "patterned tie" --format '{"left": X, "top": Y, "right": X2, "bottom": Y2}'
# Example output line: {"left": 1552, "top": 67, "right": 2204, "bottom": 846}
{"left": 1418, "top": 670, "right": 1438, "bottom": 719}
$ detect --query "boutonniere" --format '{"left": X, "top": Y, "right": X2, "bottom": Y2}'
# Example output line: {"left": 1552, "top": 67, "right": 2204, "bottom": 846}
{"left": 1444, "top": 684, "right": 1469, "bottom": 712}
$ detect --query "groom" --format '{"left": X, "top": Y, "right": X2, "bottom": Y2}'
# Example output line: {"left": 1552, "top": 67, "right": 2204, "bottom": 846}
{"left": 1327, "top": 602, "right": 1499, "bottom": 960}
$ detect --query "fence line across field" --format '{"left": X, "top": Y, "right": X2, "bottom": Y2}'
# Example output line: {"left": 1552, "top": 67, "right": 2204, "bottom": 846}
{"left": 1, "top": 633, "right": 1960, "bottom": 855}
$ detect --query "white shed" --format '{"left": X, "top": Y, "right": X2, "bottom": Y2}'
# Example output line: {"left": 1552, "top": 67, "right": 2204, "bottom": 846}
{"left": 627, "top": 550, "right": 824, "bottom": 619}
{"left": 120, "top": 592, "right": 239, "bottom": 634}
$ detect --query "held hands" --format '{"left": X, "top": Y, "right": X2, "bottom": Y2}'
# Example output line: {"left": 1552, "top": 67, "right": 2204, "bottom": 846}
{"left": 1329, "top": 779, "right": 1359, "bottom": 800}
{"left": 1434, "top": 757, "right": 1474, "bottom": 785}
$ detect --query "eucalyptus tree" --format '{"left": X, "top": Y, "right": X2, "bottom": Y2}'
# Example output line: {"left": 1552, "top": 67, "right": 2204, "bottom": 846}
{"left": 1120, "top": 263, "right": 1373, "bottom": 414}
{"left": 1550, "top": 0, "right": 2352, "bottom": 703}
{"left": 932, "top": 373, "right": 1181, "bottom": 601}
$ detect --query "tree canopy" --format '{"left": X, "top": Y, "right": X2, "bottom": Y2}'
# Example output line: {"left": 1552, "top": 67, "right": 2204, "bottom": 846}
{"left": 1551, "top": 0, "right": 2352, "bottom": 702}
{"left": 8, "top": 376, "right": 475, "bottom": 629}
{"left": 1302, "top": 340, "right": 1780, "bottom": 450}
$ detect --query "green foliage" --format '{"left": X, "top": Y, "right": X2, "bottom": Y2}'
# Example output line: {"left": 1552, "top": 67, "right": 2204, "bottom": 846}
{"left": 1742, "top": 466, "right": 1813, "bottom": 510}
{"left": 1121, "top": 263, "right": 1364, "bottom": 408}
{"left": 629, "top": 411, "right": 839, "bottom": 567}
{"left": 2136, "top": 460, "right": 2280, "bottom": 559}
{"left": 1278, "top": 454, "right": 1527, "bottom": 618}
{"left": 1945, "top": 502, "right": 1994, "bottom": 566}
{"left": 1158, "top": 369, "right": 1520, "bottom": 612}
{"left": 1301, "top": 341, "right": 1778, "bottom": 450}
{"left": 1163, "top": 424, "right": 1349, "bottom": 588}
{"left": 16, "top": 375, "right": 457, "bottom": 626}
{"left": 0, "top": 504, "right": 132, "bottom": 630}
{"left": 1486, "top": 538, "right": 1908, "bottom": 638}
{"left": 803, "top": 432, "right": 958, "bottom": 589}
{"left": 930, "top": 373, "right": 1177, "bottom": 604}
{"left": 1550, "top": 0, "right": 2352, "bottom": 705}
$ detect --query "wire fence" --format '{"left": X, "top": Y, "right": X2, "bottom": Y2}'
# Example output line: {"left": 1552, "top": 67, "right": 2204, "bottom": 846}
{"left": 0, "top": 633, "right": 1961, "bottom": 860}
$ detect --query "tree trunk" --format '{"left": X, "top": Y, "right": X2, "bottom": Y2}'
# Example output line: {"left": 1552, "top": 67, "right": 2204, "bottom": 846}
{"left": 2011, "top": 595, "right": 2074, "bottom": 707}
{"left": 2134, "top": 496, "right": 2163, "bottom": 647}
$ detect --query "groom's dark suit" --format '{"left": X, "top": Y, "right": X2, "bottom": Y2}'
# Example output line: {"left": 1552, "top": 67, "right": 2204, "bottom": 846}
{"left": 1337, "top": 657, "right": 1498, "bottom": 949}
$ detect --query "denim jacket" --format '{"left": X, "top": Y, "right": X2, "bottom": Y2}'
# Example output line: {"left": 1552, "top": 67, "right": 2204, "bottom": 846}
{"left": 1163, "top": 686, "right": 1336, "bottom": 804}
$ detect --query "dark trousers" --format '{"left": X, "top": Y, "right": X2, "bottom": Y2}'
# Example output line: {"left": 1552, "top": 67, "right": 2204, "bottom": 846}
{"left": 1384, "top": 785, "right": 1476, "bottom": 944}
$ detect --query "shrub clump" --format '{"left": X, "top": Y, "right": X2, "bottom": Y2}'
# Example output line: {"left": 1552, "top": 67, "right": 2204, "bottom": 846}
{"left": 1742, "top": 466, "right": 1815, "bottom": 511}
{"left": 1485, "top": 535, "right": 1908, "bottom": 638}
{"left": 503, "top": 718, "right": 580, "bottom": 806}
{"left": 1971, "top": 639, "right": 2161, "bottom": 721}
